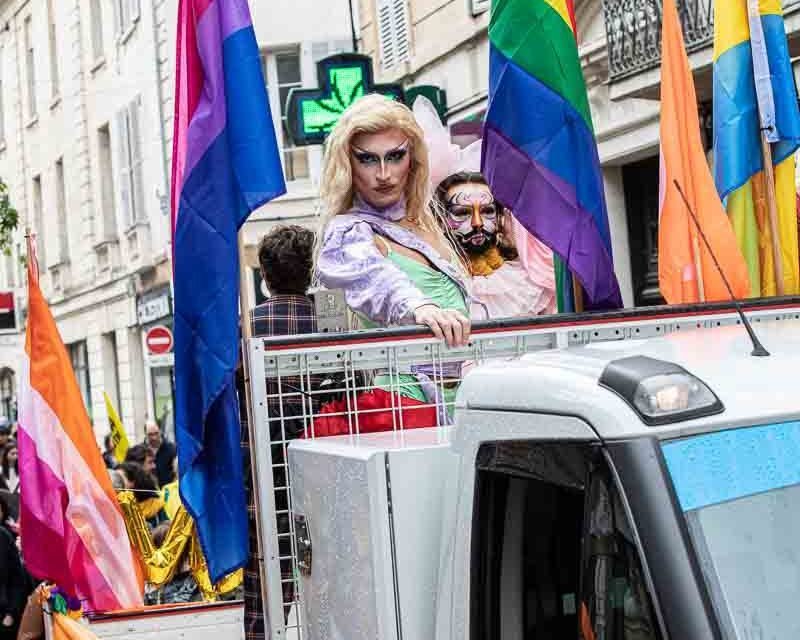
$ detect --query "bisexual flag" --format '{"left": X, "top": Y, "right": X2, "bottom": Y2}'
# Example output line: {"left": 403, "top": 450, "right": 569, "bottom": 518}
{"left": 171, "top": 0, "right": 286, "bottom": 580}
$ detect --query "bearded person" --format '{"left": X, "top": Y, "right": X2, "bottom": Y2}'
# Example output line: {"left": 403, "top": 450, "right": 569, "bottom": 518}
{"left": 434, "top": 171, "right": 556, "bottom": 319}
{"left": 413, "top": 96, "right": 556, "bottom": 319}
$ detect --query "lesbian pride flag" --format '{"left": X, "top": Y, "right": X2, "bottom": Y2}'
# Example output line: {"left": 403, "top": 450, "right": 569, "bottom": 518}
{"left": 482, "top": 0, "right": 622, "bottom": 310}
{"left": 171, "top": 0, "right": 285, "bottom": 580}
{"left": 18, "top": 238, "right": 143, "bottom": 612}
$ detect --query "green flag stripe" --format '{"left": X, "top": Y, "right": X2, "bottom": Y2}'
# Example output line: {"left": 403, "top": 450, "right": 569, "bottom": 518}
{"left": 490, "top": 0, "right": 593, "bottom": 130}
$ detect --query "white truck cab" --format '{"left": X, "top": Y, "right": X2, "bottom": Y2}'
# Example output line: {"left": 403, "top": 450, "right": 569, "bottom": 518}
{"left": 287, "top": 316, "right": 800, "bottom": 639}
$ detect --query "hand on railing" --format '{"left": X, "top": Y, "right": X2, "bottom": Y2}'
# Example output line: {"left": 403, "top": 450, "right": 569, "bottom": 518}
{"left": 413, "top": 304, "right": 471, "bottom": 347}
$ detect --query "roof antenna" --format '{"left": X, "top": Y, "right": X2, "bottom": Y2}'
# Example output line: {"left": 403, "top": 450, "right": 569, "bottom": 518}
{"left": 673, "top": 179, "right": 769, "bottom": 357}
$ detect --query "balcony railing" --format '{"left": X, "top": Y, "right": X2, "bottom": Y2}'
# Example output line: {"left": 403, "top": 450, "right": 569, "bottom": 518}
{"left": 603, "top": 0, "right": 712, "bottom": 81}
{"left": 604, "top": 0, "right": 800, "bottom": 82}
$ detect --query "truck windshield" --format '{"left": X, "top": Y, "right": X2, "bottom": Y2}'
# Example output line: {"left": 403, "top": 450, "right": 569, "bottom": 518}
{"left": 662, "top": 421, "right": 800, "bottom": 639}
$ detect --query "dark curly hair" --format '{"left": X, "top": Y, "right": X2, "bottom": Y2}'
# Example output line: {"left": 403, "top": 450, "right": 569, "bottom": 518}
{"left": 258, "top": 225, "right": 315, "bottom": 295}
{"left": 125, "top": 443, "right": 150, "bottom": 466}
{"left": 117, "top": 462, "right": 159, "bottom": 501}
{"left": 433, "top": 171, "right": 487, "bottom": 204}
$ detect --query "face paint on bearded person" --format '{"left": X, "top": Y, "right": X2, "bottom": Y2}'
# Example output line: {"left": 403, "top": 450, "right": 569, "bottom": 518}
{"left": 432, "top": 171, "right": 557, "bottom": 320}
{"left": 438, "top": 175, "right": 507, "bottom": 275}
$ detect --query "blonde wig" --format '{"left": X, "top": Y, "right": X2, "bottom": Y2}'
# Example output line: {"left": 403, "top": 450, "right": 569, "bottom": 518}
{"left": 319, "top": 94, "right": 437, "bottom": 232}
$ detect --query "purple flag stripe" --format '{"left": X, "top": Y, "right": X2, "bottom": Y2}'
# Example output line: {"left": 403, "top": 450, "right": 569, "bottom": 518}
{"left": 483, "top": 122, "right": 622, "bottom": 308}
{"left": 183, "top": 2, "right": 253, "bottom": 185}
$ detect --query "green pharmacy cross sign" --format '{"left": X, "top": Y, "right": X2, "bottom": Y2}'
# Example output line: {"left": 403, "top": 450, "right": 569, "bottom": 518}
{"left": 287, "top": 53, "right": 405, "bottom": 147}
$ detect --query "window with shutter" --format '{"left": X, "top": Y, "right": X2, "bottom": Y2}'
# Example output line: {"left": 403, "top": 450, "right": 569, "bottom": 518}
{"left": 47, "top": 0, "right": 59, "bottom": 100}
{"left": 271, "top": 49, "right": 309, "bottom": 181}
{"left": 98, "top": 124, "right": 117, "bottom": 240}
{"left": 378, "top": 0, "right": 410, "bottom": 71}
{"left": 24, "top": 16, "right": 36, "bottom": 119}
{"left": 113, "top": 0, "right": 124, "bottom": 36}
{"left": 32, "top": 176, "right": 44, "bottom": 265}
{"left": 391, "top": 0, "right": 410, "bottom": 65}
{"left": 114, "top": 0, "right": 139, "bottom": 37}
{"left": 128, "top": 98, "right": 146, "bottom": 223}
{"left": 378, "top": 1, "right": 395, "bottom": 70}
{"left": 116, "top": 109, "right": 133, "bottom": 230}
{"left": 90, "top": 0, "right": 104, "bottom": 61}
{"left": 55, "top": 159, "right": 68, "bottom": 263}
{"left": 471, "top": 0, "right": 490, "bottom": 16}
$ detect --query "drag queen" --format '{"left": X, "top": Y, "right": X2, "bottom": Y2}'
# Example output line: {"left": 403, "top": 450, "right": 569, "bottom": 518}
{"left": 314, "top": 94, "right": 470, "bottom": 431}
{"left": 316, "top": 94, "right": 471, "bottom": 345}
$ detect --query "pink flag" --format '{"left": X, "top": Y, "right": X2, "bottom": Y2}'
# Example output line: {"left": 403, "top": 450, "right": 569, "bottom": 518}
{"left": 18, "top": 237, "right": 143, "bottom": 611}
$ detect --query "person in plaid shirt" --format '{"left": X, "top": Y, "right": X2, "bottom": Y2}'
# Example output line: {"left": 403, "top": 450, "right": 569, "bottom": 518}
{"left": 241, "top": 225, "right": 318, "bottom": 640}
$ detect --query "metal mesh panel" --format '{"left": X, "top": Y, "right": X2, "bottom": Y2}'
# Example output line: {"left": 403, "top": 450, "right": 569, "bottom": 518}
{"left": 247, "top": 303, "right": 800, "bottom": 638}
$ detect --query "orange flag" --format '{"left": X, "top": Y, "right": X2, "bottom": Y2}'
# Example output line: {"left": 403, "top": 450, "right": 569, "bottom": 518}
{"left": 658, "top": 0, "right": 750, "bottom": 303}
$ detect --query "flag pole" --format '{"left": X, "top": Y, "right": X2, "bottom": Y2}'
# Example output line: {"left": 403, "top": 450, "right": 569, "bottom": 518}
{"left": 760, "top": 131, "right": 785, "bottom": 295}
{"left": 692, "top": 232, "right": 706, "bottom": 301}
{"left": 571, "top": 274, "right": 585, "bottom": 312}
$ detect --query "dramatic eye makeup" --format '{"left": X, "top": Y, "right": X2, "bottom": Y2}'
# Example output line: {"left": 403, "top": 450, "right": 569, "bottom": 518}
{"left": 352, "top": 150, "right": 380, "bottom": 166}
{"left": 445, "top": 192, "right": 498, "bottom": 220}
{"left": 351, "top": 140, "right": 411, "bottom": 167}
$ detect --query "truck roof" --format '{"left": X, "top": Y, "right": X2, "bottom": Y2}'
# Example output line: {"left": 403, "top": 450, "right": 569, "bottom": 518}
{"left": 457, "top": 317, "right": 800, "bottom": 442}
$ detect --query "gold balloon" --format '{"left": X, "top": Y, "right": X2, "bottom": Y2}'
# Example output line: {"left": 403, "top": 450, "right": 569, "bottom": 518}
{"left": 187, "top": 532, "right": 244, "bottom": 601}
{"left": 117, "top": 491, "right": 243, "bottom": 600}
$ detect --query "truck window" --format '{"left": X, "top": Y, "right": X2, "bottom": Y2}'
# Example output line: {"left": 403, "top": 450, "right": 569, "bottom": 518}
{"left": 662, "top": 421, "right": 800, "bottom": 639}
{"left": 471, "top": 442, "right": 662, "bottom": 640}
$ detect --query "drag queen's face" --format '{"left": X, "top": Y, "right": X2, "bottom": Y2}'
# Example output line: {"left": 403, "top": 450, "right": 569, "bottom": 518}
{"left": 443, "top": 181, "right": 498, "bottom": 255}
{"left": 350, "top": 128, "right": 412, "bottom": 210}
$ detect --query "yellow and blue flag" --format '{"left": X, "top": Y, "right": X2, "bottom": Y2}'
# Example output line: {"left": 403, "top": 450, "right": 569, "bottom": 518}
{"left": 713, "top": 0, "right": 800, "bottom": 297}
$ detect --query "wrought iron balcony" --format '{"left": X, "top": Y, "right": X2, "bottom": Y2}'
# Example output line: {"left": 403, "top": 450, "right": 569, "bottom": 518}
{"left": 604, "top": 0, "right": 800, "bottom": 82}
{"left": 603, "top": 0, "right": 712, "bottom": 81}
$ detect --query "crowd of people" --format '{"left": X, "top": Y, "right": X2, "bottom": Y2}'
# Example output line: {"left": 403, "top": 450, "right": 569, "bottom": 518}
{"left": 0, "top": 412, "right": 215, "bottom": 639}
{"left": 101, "top": 421, "right": 212, "bottom": 604}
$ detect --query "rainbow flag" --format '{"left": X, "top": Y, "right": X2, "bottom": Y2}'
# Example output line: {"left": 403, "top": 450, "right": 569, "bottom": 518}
{"left": 481, "top": 0, "right": 622, "bottom": 310}
{"left": 171, "top": 0, "right": 285, "bottom": 581}
{"left": 713, "top": 0, "right": 800, "bottom": 297}
{"left": 18, "top": 238, "right": 143, "bottom": 612}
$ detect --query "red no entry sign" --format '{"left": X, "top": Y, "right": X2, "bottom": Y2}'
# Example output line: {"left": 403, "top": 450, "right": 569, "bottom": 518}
{"left": 146, "top": 325, "right": 173, "bottom": 355}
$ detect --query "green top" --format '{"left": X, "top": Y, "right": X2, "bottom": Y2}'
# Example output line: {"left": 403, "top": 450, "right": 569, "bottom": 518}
{"left": 360, "top": 246, "right": 468, "bottom": 330}
{"left": 362, "top": 244, "right": 468, "bottom": 406}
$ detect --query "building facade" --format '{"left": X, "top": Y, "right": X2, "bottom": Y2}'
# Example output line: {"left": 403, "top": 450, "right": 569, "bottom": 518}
{"left": 0, "top": 0, "right": 169, "bottom": 442}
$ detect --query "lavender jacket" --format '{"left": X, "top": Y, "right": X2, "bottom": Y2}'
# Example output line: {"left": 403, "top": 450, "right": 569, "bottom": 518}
{"left": 317, "top": 198, "right": 471, "bottom": 326}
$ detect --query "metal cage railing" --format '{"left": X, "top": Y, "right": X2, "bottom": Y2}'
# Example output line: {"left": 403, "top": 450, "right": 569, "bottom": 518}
{"left": 247, "top": 298, "right": 800, "bottom": 639}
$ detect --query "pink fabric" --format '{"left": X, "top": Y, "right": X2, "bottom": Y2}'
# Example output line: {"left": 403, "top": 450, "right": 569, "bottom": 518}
{"left": 413, "top": 96, "right": 481, "bottom": 189}
{"left": 18, "top": 429, "right": 122, "bottom": 613}
{"left": 511, "top": 216, "right": 557, "bottom": 314}
{"left": 470, "top": 260, "right": 554, "bottom": 319}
